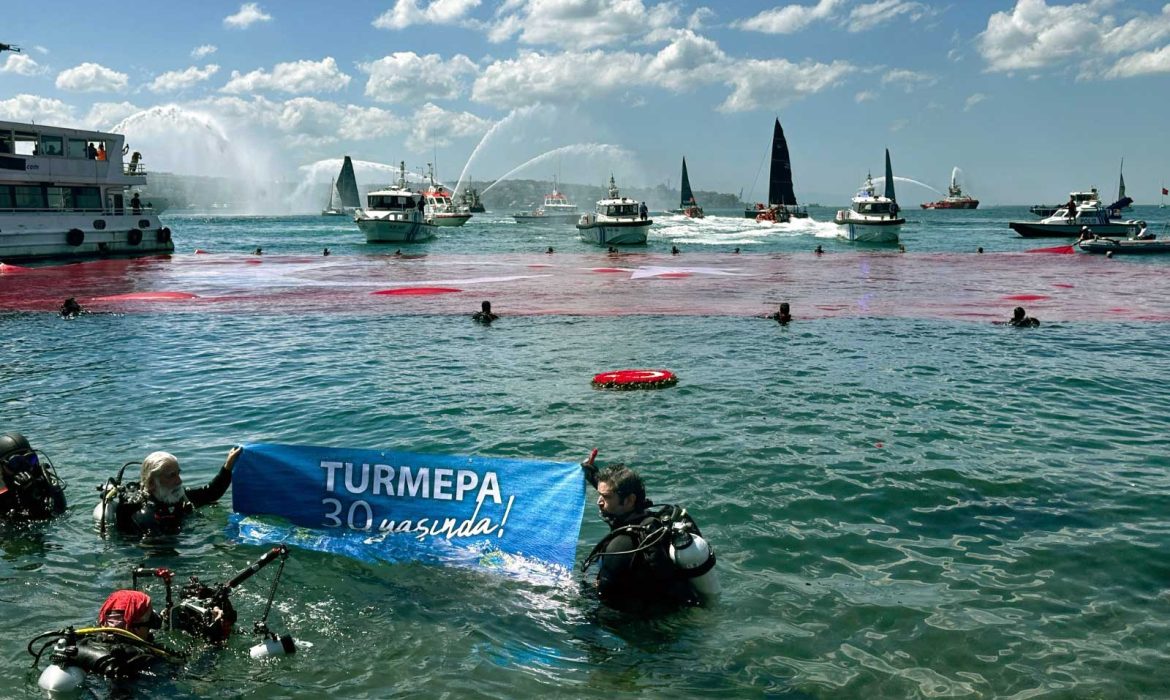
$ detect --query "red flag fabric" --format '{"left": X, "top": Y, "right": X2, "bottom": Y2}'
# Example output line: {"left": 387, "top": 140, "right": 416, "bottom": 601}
{"left": 1163, "top": 187, "right": 1169, "bottom": 196}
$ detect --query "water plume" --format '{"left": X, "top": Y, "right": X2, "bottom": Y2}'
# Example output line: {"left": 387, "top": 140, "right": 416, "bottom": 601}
{"left": 481, "top": 144, "right": 633, "bottom": 196}
{"left": 453, "top": 105, "right": 556, "bottom": 196}
{"left": 872, "top": 176, "right": 942, "bottom": 196}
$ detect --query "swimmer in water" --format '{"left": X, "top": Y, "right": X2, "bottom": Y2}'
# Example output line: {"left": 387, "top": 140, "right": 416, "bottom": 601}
{"left": 472, "top": 300, "right": 499, "bottom": 324}
{"left": 767, "top": 302, "right": 792, "bottom": 325}
{"left": 60, "top": 297, "right": 83, "bottom": 319}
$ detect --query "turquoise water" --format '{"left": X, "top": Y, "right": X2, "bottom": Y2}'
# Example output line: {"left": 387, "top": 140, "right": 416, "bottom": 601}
{"left": 3, "top": 210, "right": 1170, "bottom": 698}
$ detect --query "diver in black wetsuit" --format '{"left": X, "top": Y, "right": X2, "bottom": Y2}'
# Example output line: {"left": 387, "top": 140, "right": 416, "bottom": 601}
{"left": 1007, "top": 306, "right": 1039, "bottom": 328}
{"left": 0, "top": 432, "right": 66, "bottom": 522}
{"left": 580, "top": 455, "right": 717, "bottom": 611}
{"left": 768, "top": 302, "right": 792, "bottom": 325}
{"left": 99, "top": 448, "right": 239, "bottom": 536}
{"left": 472, "top": 300, "right": 499, "bottom": 324}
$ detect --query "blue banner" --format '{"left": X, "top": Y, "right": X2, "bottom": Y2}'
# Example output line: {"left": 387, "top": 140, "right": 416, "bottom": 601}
{"left": 228, "top": 443, "right": 585, "bottom": 575}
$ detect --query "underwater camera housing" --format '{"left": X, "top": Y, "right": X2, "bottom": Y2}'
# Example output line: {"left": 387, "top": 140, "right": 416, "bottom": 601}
{"left": 172, "top": 579, "right": 238, "bottom": 643}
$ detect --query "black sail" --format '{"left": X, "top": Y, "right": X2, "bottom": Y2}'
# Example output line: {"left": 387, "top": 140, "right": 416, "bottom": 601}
{"left": 337, "top": 155, "right": 361, "bottom": 209}
{"left": 768, "top": 119, "right": 797, "bottom": 207}
{"left": 680, "top": 157, "right": 696, "bottom": 207}
{"left": 884, "top": 149, "right": 896, "bottom": 202}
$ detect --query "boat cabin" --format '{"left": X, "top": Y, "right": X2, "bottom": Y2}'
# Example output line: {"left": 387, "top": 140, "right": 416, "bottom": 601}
{"left": 855, "top": 200, "right": 895, "bottom": 215}
{"left": 603, "top": 202, "right": 638, "bottom": 217}
{"left": 366, "top": 191, "right": 418, "bottom": 211}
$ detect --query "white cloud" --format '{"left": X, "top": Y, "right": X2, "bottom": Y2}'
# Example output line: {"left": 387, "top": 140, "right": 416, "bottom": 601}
{"left": 733, "top": 0, "right": 842, "bottom": 34}
{"left": 372, "top": 0, "right": 481, "bottom": 30}
{"left": 890, "top": 118, "right": 910, "bottom": 132}
{"left": 55, "top": 62, "right": 129, "bottom": 93}
{"left": 224, "top": 2, "right": 272, "bottom": 29}
{"left": 363, "top": 52, "right": 478, "bottom": 104}
{"left": 1, "top": 53, "right": 46, "bottom": 76}
{"left": 0, "top": 94, "right": 76, "bottom": 125}
{"left": 1104, "top": 45, "right": 1170, "bottom": 78}
{"left": 847, "top": 0, "right": 933, "bottom": 33}
{"left": 963, "top": 93, "right": 987, "bottom": 111}
{"left": 85, "top": 102, "right": 142, "bottom": 130}
{"left": 490, "top": 0, "right": 681, "bottom": 49}
{"left": 880, "top": 68, "right": 936, "bottom": 92}
{"left": 977, "top": 0, "right": 1105, "bottom": 73}
{"left": 148, "top": 65, "right": 221, "bottom": 93}
{"left": 191, "top": 44, "right": 218, "bottom": 59}
{"left": 855, "top": 90, "right": 876, "bottom": 102}
{"left": 1100, "top": 5, "right": 1170, "bottom": 55}
{"left": 644, "top": 31, "right": 728, "bottom": 90}
{"left": 473, "top": 50, "right": 650, "bottom": 107}
{"left": 687, "top": 7, "right": 715, "bottom": 31}
{"left": 405, "top": 102, "right": 491, "bottom": 151}
{"left": 719, "top": 58, "right": 853, "bottom": 112}
{"left": 221, "top": 57, "right": 351, "bottom": 94}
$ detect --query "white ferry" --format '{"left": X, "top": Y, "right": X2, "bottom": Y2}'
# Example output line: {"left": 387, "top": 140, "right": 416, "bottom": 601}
{"left": 354, "top": 161, "right": 437, "bottom": 243}
{"left": 0, "top": 119, "right": 172, "bottom": 262}
{"left": 575, "top": 175, "right": 651, "bottom": 246}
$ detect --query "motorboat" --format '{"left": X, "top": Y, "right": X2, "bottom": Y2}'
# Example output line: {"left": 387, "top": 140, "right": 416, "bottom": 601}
{"left": 513, "top": 178, "right": 579, "bottom": 223}
{"left": 322, "top": 155, "right": 361, "bottom": 216}
{"left": 834, "top": 149, "right": 904, "bottom": 244}
{"left": 458, "top": 186, "right": 486, "bottom": 213}
{"left": 354, "top": 161, "right": 437, "bottom": 243}
{"left": 421, "top": 164, "right": 471, "bottom": 227}
{"left": 0, "top": 118, "right": 173, "bottom": 262}
{"left": 575, "top": 175, "right": 651, "bottom": 245}
{"left": 1009, "top": 189, "right": 1144, "bottom": 237}
{"left": 921, "top": 167, "right": 979, "bottom": 209}
{"left": 744, "top": 118, "right": 807, "bottom": 222}
{"left": 1077, "top": 223, "right": 1167, "bottom": 254}
{"left": 677, "top": 157, "right": 703, "bottom": 218}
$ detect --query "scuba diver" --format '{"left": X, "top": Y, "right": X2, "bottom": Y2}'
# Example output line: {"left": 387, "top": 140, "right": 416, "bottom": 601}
{"left": 0, "top": 432, "right": 66, "bottom": 523}
{"left": 580, "top": 450, "right": 719, "bottom": 611}
{"left": 95, "top": 447, "right": 241, "bottom": 536}
{"left": 32, "top": 546, "right": 295, "bottom": 694}
{"left": 472, "top": 300, "right": 499, "bottom": 324}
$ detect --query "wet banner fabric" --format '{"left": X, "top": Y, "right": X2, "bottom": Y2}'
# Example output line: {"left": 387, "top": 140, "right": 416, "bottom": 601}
{"left": 229, "top": 442, "right": 585, "bottom": 572}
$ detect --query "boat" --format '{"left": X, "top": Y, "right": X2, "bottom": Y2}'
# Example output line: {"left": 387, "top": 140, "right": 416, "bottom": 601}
{"left": 575, "top": 174, "right": 652, "bottom": 245}
{"left": 833, "top": 149, "right": 904, "bottom": 244}
{"left": 322, "top": 155, "right": 361, "bottom": 217}
{"left": 512, "top": 178, "right": 579, "bottom": 223}
{"left": 1077, "top": 234, "right": 1170, "bottom": 255}
{"left": 354, "top": 161, "right": 437, "bottom": 243}
{"left": 0, "top": 118, "right": 174, "bottom": 262}
{"left": 1009, "top": 189, "right": 1145, "bottom": 237}
{"left": 744, "top": 118, "right": 808, "bottom": 222}
{"left": 921, "top": 168, "right": 979, "bottom": 209}
{"left": 421, "top": 163, "right": 471, "bottom": 227}
{"left": 1105, "top": 158, "right": 1133, "bottom": 219}
{"left": 678, "top": 157, "right": 704, "bottom": 218}
{"left": 458, "top": 186, "right": 486, "bottom": 213}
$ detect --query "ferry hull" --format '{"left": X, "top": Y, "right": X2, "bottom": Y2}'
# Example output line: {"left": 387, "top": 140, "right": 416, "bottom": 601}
{"left": 576, "top": 219, "right": 651, "bottom": 246}
{"left": 356, "top": 215, "right": 437, "bottom": 243}
{"left": 0, "top": 213, "right": 172, "bottom": 262}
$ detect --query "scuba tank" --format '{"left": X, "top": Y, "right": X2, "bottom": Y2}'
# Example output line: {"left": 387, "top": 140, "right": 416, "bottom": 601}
{"left": 668, "top": 520, "right": 720, "bottom": 600}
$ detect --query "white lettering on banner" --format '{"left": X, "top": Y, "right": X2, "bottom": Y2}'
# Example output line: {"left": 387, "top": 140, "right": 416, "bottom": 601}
{"left": 320, "top": 461, "right": 502, "bottom": 504}
{"left": 321, "top": 495, "right": 517, "bottom": 541}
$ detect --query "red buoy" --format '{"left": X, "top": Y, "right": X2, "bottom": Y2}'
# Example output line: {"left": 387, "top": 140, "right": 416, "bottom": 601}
{"left": 591, "top": 369, "right": 678, "bottom": 390}
{"left": 372, "top": 287, "right": 462, "bottom": 296}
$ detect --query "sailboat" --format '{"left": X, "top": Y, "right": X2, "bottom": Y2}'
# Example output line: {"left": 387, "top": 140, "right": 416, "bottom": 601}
{"left": 322, "top": 155, "right": 362, "bottom": 216}
{"left": 679, "top": 157, "right": 704, "bottom": 218}
{"left": 745, "top": 118, "right": 807, "bottom": 222}
{"left": 833, "top": 149, "right": 904, "bottom": 243}
{"left": 1105, "top": 158, "right": 1133, "bottom": 219}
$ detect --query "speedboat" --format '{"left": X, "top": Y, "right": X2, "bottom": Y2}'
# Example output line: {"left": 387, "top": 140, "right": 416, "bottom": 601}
{"left": 834, "top": 150, "right": 904, "bottom": 244}
{"left": 513, "top": 178, "right": 579, "bottom": 223}
{"left": 0, "top": 118, "right": 173, "bottom": 262}
{"left": 354, "top": 161, "right": 437, "bottom": 243}
{"left": 575, "top": 175, "right": 651, "bottom": 245}
{"left": 421, "top": 164, "right": 471, "bottom": 227}
{"left": 1009, "top": 190, "right": 1144, "bottom": 237}
{"left": 921, "top": 167, "right": 979, "bottom": 209}
{"left": 1077, "top": 223, "right": 1167, "bottom": 254}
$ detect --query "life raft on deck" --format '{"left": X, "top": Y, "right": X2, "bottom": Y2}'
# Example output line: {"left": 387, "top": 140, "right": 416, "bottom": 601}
{"left": 591, "top": 369, "right": 678, "bottom": 390}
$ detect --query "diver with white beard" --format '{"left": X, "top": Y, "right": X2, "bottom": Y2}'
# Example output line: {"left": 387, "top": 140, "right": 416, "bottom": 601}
{"left": 96, "top": 448, "right": 240, "bottom": 536}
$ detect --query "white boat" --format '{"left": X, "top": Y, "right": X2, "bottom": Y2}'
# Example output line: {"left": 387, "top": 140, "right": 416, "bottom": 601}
{"left": 513, "top": 177, "right": 579, "bottom": 223}
{"left": 354, "top": 161, "right": 437, "bottom": 244}
{"left": 834, "top": 149, "right": 904, "bottom": 244}
{"left": 421, "top": 163, "right": 471, "bottom": 227}
{"left": 1009, "top": 189, "right": 1144, "bottom": 238}
{"left": 0, "top": 119, "right": 173, "bottom": 262}
{"left": 575, "top": 175, "right": 652, "bottom": 245}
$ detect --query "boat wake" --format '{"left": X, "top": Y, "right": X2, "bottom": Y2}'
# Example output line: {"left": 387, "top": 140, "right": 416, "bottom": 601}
{"left": 654, "top": 213, "right": 837, "bottom": 245}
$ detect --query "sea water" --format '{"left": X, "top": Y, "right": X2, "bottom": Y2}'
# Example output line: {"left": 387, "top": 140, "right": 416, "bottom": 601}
{"left": 2, "top": 208, "right": 1169, "bottom": 698}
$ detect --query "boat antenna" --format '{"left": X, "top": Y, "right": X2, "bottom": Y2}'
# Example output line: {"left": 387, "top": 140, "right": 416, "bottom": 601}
{"left": 0, "top": 42, "right": 20, "bottom": 53}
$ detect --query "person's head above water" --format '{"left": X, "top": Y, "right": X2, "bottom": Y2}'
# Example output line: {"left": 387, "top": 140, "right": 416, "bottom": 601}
{"left": 480, "top": 300, "right": 492, "bottom": 314}
{"left": 595, "top": 464, "right": 646, "bottom": 523}
{"left": 141, "top": 451, "right": 185, "bottom": 504}
{"left": 1013, "top": 306, "right": 1026, "bottom": 322}
{"left": 98, "top": 590, "right": 161, "bottom": 637}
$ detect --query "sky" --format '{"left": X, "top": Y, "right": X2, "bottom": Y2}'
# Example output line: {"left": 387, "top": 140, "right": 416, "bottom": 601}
{"left": 2, "top": 0, "right": 1169, "bottom": 206}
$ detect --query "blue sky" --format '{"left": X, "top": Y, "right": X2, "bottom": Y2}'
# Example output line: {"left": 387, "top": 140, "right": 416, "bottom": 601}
{"left": 2, "top": 0, "right": 1169, "bottom": 205}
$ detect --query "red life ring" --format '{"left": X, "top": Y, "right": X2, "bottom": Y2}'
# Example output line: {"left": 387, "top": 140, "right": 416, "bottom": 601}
{"left": 127, "top": 228, "right": 142, "bottom": 245}
{"left": 591, "top": 369, "right": 678, "bottom": 390}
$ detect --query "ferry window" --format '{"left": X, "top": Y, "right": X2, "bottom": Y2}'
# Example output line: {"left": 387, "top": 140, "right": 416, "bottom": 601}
{"left": 47, "top": 186, "right": 68, "bottom": 210}
{"left": 14, "top": 185, "right": 45, "bottom": 209}
{"left": 13, "top": 130, "right": 38, "bottom": 155}
{"left": 0, "top": 186, "right": 11, "bottom": 209}
{"left": 67, "top": 139, "right": 88, "bottom": 158}
{"left": 72, "top": 186, "right": 101, "bottom": 210}
{"left": 40, "top": 135, "right": 64, "bottom": 156}
{"left": 0, "top": 132, "right": 12, "bottom": 154}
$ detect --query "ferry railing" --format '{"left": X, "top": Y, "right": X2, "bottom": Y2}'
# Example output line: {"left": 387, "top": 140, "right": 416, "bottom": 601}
{"left": 0, "top": 205, "right": 161, "bottom": 214}
{"left": 123, "top": 161, "right": 148, "bottom": 176}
